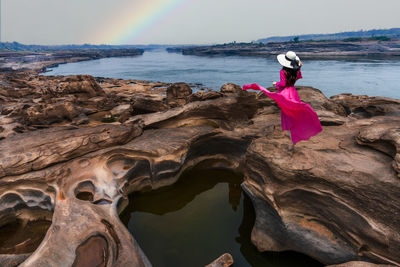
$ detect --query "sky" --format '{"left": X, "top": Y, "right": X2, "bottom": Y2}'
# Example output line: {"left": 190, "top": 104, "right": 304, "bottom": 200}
{"left": 2, "top": 0, "right": 400, "bottom": 45}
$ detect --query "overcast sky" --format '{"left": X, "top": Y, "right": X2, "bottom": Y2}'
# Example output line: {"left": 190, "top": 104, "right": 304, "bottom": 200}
{"left": 2, "top": 0, "right": 400, "bottom": 45}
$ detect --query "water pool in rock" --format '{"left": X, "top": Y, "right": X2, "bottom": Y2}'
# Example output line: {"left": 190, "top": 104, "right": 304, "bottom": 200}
{"left": 120, "top": 168, "right": 323, "bottom": 267}
{"left": 0, "top": 218, "right": 52, "bottom": 254}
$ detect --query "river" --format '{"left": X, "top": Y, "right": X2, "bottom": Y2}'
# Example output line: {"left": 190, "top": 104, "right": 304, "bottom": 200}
{"left": 45, "top": 50, "right": 400, "bottom": 99}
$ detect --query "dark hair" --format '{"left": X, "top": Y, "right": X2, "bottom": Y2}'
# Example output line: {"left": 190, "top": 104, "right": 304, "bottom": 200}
{"left": 282, "top": 67, "right": 299, "bottom": 87}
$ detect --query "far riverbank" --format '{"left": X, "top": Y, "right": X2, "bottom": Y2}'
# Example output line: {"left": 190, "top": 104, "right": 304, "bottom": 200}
{"left": 0, "top": 48, "right": 144, "bottom": 73}
{"left": 167, "top": 39, "right": 400, "bottom": 59}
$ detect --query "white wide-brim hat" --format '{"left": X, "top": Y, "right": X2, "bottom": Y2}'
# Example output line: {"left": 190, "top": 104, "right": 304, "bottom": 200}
{"left": 277, "top": 51, "right": 301, "bottom": 69}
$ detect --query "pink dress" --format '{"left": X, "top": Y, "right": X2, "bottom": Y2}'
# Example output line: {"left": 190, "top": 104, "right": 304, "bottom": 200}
{"left": 243, "top": 69, "right": 322, "bottom": 144}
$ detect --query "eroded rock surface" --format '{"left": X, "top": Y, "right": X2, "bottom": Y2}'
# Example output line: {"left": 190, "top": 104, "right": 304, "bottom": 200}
{"left": 0, "top": 72, "right": 399, "bottom": 267}
{"left": 166, "top": 82, "right": 193, "bottom": 107}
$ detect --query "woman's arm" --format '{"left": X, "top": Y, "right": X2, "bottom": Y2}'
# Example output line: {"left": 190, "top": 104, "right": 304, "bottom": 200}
{"left": 296, "top": 69, "right": 302, "bottom": 80}
{"left": 275, "top": 70, "right": 286, "bottom": 91}
{"left": 296, "top": 61, "right": 303, "bottom": 80}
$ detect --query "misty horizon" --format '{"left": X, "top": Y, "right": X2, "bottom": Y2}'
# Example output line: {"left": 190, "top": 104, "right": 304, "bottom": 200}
{"left": 1, "top": 27, "right": 399, "bottom": 47}
{"left": 1, "top": 0, "right": 399, "bottom": 45}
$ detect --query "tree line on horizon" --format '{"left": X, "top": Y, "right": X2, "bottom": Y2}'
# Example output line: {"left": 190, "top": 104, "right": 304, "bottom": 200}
{"left": 256, "top": 27, "right": 400, "bottom": 43}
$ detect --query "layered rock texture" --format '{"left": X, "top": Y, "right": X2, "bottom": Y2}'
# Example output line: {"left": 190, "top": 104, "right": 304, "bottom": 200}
{"left": 0, "top": 72, "right": 399, "bottom": 267}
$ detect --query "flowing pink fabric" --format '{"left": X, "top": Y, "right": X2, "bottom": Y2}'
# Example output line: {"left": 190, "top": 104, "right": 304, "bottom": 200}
{"left": 243, "top": 69, "right": 322, "bottom": 144}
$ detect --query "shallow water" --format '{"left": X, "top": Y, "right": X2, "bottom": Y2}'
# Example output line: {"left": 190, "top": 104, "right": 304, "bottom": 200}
{"left": 120, "top": 169, "right": 323, "bottom": 267}
{"left": 0, "top": 218, "right": 51, "bottom": 254}
{"left": 46, "top": 50, "right": 400, "bottom": 99}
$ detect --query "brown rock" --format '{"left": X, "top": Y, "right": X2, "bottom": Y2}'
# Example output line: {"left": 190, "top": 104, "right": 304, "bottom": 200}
{"left": 188, "top": 91, "right": 223, "bottom": 102}
{"left": 72, "top": 235, "right": 108, "bottom": 267}
{"left": 0, "top": 123, "right": 143, "bottom": 177}
{"left": 23, "top": 101, "right": 82, "bottom": 125}
{"left": 166, "top": 82, "right": 192, "bottom": 107}
{"left": 0, "top": 254, "right": 31, "bottom": 267}
{"left": 331, "top": 93, "right": 400, "bottom": 118}
{"left": 125, "top": 93, "right": 258, "bottom": 130}
{"left": 1, "top": 70, "right": 400, "bottom": 267}
{"left": 118, "top": 110, "right": 131, "bottom": 123}
{"left": 130, "top": 95, "right": 168, "bottom": 115}
{"left": 356, "top": 117, "right": 400, "bottom": 177}
{"left": 0, "top": 74, "right": 118, "bottom": 128}
{"left": 72, "top": 113, "right": 89, "bottom": 126}
{"left": 220, "top": 83, "right": 243, "bottom": 95}
{"left": 110, "top": 104, "right": 130, "bottom": 116}
{"left": 54, "top": 75, "right": 106, "bottom": 98}
{"left": 242, "top": 116, "right": 400, "bottom": 265}
{"left": 205, "top": 253, "right": 234, "bottom": 267}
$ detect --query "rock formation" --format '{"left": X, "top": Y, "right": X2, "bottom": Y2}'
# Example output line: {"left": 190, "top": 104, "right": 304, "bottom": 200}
{"left": 0, "top": 71, "right": 399, "bottom": 267}
{"left": 205, "top": 253, "right": 234, "bottom": 267}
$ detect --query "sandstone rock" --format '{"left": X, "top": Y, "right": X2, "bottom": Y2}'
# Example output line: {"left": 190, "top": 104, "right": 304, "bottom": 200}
{"left": 130, "top": 95, "right": 168, "bottom": 115}
{"left": 0, "top": 117, "right": 25, "bottom": 138}
{"left": 86, "top": 96, "right": 116, "bottom": 111}
{"left": 220, "top": 83, "right": 243, "bottom": 95}
{"left": 22, "top": 101, "right": 82, "bottom": 125}
{"left": 166, "top": 82, "right": 192, "bottom": 107}
{"left": 110, "top": 104, "right": 130, "bottom": 116}
{"left": 315, "top": 109, "right": 347, "bottom": 126}
{"left": 205, "top": 253, "right": 234, "bottom": 267}
{"left": 0, "top": 254, "right": 31, "bottom": 267}
{"left": 125, "top": 93, "right": 258, "bottom": 130}
{"left": 356, "top": 117, "right": 400, "bottom": 177}
{"left": 0, "top": 74, "right": 119, "bottom": 128}
{"left": 188, "top": 91, "right": 223, "bottom": 102}
{"left": 71, "top": 113, "right": 89, "bottom": 126}
{"left": 118, "top": 110, "right": 131, "bottom": 123}
{"left": 330, "top": 94, "right": 400, "bottom": 118}
{"left": 0, "top": 123, "right": 143, "bottom": 177}
{"left": 56, "top": 75, "right": 106, "bottom": 98}
{"left": 241, "top": 117, "right": 400, "bottom": 265}
{"left": 1, "top": 71, "right": 400, "bottom": 267}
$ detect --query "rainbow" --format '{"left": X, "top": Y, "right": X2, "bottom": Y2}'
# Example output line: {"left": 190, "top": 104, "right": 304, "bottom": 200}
{"left": 91, "top": 0, "right": 191, "bottom": 44}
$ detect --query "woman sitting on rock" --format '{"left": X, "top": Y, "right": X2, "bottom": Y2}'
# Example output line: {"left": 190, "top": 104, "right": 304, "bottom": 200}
{"left": 242, "top": 51, "right": 322, "bottom": 149}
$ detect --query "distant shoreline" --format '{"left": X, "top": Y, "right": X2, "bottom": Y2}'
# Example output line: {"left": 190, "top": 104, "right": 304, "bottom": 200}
{"left": 0, "top": 48, "right": 144, "bottom": 73}
{"left": 3, "top": 38, "right": 400, "bottom": 75}
{"left": 167, "top": 39, "right": 400, "bottom": 59}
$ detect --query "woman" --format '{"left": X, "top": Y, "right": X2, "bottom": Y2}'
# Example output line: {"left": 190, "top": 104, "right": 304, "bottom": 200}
{"left": 242, "top": 51, "right": 322, "bottom": 148}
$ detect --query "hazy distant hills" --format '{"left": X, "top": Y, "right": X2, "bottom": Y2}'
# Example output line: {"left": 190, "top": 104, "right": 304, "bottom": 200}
{"left": 257, "top": 28, "right": 400, "bottom": 43}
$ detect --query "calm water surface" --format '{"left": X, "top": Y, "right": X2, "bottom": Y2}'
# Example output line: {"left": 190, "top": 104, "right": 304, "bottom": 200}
{"left": 46, "top": 50, "right": 400, "bottom": 99}
{"left": 120, "top": 169, "right": 323, "bottom": 267}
